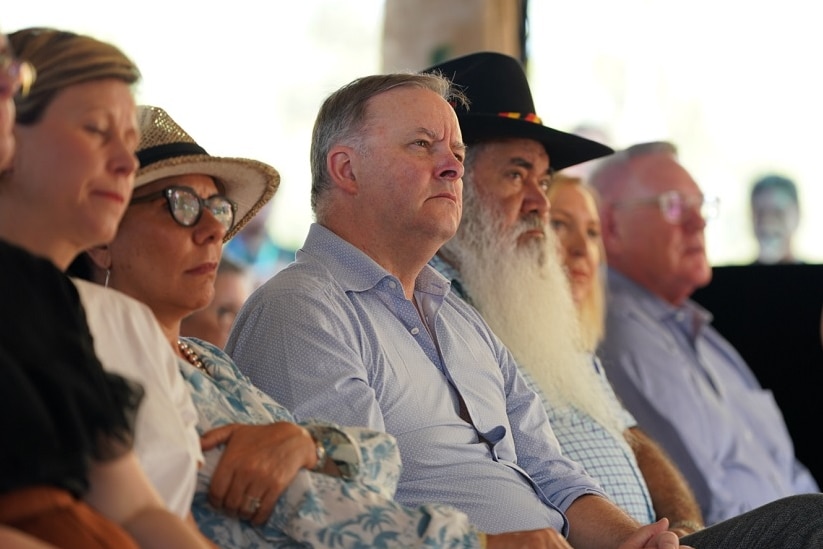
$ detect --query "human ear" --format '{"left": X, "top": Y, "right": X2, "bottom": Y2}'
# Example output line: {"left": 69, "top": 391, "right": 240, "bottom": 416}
{"left": 327, "top": 145, "right": 359, "bottom": 195}
{"left": 599, "top": 206, "right": 623, "bottom": 254}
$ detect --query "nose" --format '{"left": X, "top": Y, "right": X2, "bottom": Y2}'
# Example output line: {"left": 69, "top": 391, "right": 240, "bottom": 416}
{"left": 437, "top": 150, "right": 464, "bottom": 181}
{"left": 566, "top": 226, "right": 587, "bottom": 257}
{"left": 193, "top": 207, "right": 228, "bottom": 245}
{"left": 682, "top": 205, "right": 707, "bottom": 232}
{"left": 0, "top": 75, "right": 14, "bottom": 99}
{"left": 109, "top": 139, "right": 139, "bottom": 179}
{"left": 521, "top": 177, "right": 550, "bottom": 224}
{"left": 0, "top": 64, "right": 17, "bottom": 99}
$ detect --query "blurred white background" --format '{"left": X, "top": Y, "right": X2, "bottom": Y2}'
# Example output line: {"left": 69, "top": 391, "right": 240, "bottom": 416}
{"left": 6, "top": 0, "right": 821, "bottom": 265}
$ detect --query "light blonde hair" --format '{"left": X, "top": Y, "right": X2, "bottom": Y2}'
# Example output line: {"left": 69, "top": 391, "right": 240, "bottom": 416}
{"left": 547, "top": 174, "right": 605, "bottom": 352}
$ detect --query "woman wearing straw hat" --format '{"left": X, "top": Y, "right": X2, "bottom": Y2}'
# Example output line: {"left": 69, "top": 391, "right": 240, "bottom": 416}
{"left": 0, "top": 28, "right": 210, "bottom": 548}
{"left": 74, "top": 104, "right": 555, "bottom": 548}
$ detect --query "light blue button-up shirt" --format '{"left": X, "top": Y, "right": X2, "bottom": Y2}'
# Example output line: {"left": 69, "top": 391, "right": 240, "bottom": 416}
{"left": 430, "top": 254, "right": 655, "bottom": 525}
{"left": 599, "top": 268, "right": 819, "bottom": 525}
{"left": 227, "top": 223, "right": 607, "bottom": 535}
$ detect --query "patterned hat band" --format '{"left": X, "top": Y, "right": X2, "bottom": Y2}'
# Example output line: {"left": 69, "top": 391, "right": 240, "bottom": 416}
{"left": 498, "top": 112, "right": 543, "bottom": 125}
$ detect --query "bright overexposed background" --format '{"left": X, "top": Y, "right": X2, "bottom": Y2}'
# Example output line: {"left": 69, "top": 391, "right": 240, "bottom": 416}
{"left": 528, "top": 0, "right": 823, "bottom": 265}
{"left": 5, "top": 0, "right": 822, "bottom": 265}
{"left": 2, "top": 0, "right": 384, "bottom": 254}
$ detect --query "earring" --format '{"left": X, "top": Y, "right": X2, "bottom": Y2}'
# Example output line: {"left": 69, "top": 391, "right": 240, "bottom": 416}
{"left": 104, "top": 269, "right": 111, "bottom": 288}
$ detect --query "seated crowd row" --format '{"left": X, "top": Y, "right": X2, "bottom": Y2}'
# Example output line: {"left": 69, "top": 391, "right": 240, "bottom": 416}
{"left": 1, "top": 26, "right": 821, "bottom": 549}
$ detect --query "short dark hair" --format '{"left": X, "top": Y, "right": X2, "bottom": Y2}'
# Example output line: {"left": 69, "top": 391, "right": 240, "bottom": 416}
{"left": 751, "top": 174, "right": 798, "bottom": 205}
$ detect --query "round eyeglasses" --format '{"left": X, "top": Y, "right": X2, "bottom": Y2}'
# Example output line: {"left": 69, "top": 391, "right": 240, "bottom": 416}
{"left": 130, "top": 186, "right": 238, "bottom": 231}
{"left": 0, "top": 51, "right": 36, "bottom": 97}
{"left": 615, "top": 190, "right": 720, "bottom": 225}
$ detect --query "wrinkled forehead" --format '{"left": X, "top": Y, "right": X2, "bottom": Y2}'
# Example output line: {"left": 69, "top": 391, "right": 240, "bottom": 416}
{"left": 367, "top": 85, "right": 459, "bottom": 130}
{"left": 629, "top": 152, "right": 700, "bottom": 196}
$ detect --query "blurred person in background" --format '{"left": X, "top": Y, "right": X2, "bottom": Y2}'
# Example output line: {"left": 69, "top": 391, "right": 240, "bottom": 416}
{"left": 750, "top": 173, "right": 802, "bottom": 265}
{"left": 591, "top": 141, "right": 819, "bottom": 525}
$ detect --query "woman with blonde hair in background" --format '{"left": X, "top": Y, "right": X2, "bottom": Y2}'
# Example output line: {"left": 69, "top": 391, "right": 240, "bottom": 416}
{"left": 547, "top": 174, "right": 606, "bottom": 353}
{"left": 0, "top": 27, "right": 208, "bottom": 548}
{"left": 547, "top": 173, "right": 705, "bottom": 536}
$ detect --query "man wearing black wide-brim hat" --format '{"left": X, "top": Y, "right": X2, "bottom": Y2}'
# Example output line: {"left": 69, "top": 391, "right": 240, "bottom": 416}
{"left": 425, "top": 51, "right": 612, "bottom": 172}
{"left": 429, "top": 51, "right": 823, "bottom": 549}
{"left": 429, "top": 48, "right": 705, "bottom": 528}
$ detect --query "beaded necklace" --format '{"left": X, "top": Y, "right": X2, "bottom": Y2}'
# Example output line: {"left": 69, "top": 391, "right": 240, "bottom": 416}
{"left": 177, "top": 339, "right": 209, "bottom": 375}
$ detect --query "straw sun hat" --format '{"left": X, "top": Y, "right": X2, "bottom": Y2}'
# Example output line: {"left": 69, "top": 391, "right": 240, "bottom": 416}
{"left": 134, "top": 105, "right": 280, "bottom": 241}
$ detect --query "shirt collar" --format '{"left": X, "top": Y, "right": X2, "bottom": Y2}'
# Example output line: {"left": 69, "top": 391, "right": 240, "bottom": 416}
{"left": 300, "top": 223, "right": 451, "bottom": 298}
{"left": 607, "top": 267, "right": 712, "bottom": 330}
{"left": 429, "top": 253, "right": 474, "bottom": 303}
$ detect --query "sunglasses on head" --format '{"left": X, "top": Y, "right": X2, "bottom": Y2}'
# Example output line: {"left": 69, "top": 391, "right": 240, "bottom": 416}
{"left": 0, "top": 51, "right": 36, "bottom": 97}
{"left": 130, "top": 185, "right": 237, "bottom": 231}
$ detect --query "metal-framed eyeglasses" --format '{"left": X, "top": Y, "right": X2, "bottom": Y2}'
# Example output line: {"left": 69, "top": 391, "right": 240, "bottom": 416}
{"left": 614, "top": 190, "right": 720, "bottom": 225}
{"left": 130, "top": 185, "right": 238, "bottom": 231}
{"left": 0, "top": 51, "right": 36, "bottom": 97}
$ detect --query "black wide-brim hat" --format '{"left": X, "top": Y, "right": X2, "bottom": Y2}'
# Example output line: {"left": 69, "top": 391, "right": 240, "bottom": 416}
{"left": 423, "top": 52, "right": 613, "bottom": 171}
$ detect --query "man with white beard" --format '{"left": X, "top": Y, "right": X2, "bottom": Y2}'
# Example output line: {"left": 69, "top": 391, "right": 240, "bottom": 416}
{"left": 428, "top": 53, "right": 705, "bottom": 536}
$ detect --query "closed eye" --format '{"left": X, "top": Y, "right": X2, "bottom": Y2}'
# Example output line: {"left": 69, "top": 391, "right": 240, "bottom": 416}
{"left": 85, "top": 124, "right": 108, "bottom": 139}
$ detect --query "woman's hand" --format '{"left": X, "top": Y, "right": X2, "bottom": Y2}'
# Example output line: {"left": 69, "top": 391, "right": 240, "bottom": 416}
{"left": 200, "top": 422, "right": 316, "bottom": 525}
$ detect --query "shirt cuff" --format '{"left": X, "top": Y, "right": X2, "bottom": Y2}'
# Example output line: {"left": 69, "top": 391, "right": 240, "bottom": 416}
{"left": 303, "top": 423, "right": 360, "bottom": 481}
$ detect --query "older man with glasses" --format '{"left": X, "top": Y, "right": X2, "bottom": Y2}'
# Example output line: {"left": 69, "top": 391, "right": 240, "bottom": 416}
{"left": 590, "top": 141, "right": 819, "bottom": 526}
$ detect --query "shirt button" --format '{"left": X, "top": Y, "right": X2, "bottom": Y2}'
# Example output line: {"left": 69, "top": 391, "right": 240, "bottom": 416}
{"left": 388, "top": 281, "right": 397, "bottom": 289}
{"left": 410, "top": 327, "right": 420, "bottom": 335}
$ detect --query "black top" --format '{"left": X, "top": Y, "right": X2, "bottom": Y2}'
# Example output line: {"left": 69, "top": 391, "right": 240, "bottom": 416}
{"left": 0, "top": 240, "right": 143, "bottom": 497}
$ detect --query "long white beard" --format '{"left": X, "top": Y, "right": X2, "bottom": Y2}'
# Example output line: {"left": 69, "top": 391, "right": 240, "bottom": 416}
{"left": 440, "top": 185, "right": 623, "bottom": 437}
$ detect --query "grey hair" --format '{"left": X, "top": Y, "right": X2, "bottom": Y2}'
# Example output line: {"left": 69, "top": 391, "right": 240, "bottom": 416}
{"left": 310, "top": 72, "right": 467, "bottom": 221}
{"left": 589, "top": 141, "right": 677, "bottom": 203}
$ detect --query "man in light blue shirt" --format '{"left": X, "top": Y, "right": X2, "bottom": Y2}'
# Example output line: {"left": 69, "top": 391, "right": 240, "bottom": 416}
{"left": 226, "top": 66, "right": 699, "bottom": 548}
{"left": 590, "top": 141, "right": 820, "bottom": 525}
